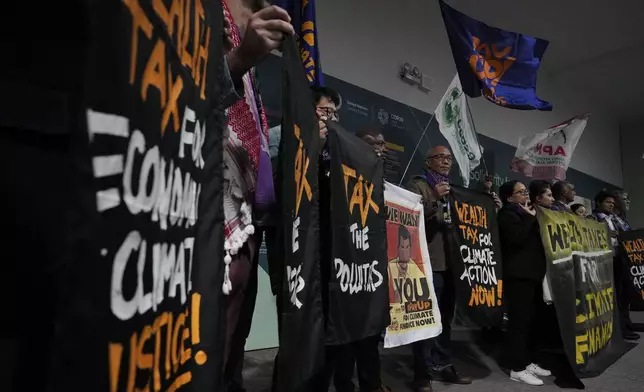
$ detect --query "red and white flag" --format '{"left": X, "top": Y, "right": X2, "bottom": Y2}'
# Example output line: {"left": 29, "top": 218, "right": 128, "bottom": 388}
{"left": 510, "top": 114, "right": 589, "bottom": 181}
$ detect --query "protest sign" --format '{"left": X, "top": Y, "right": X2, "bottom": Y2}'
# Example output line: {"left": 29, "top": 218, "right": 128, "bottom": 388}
{"left": 49, "top": 1, "right": 227, "bottom": 390}
{"left": 618, "top": 229, "right": 644, "bottom": 308}
{"left": 384, "top": 182, "right": 442, "bottom": 348}
{"left": 449, "top": 186, "right": 504, "bottom": 328}
{"left": 277, "top": 36, "right": 325, "bottom": 392}
{"left": 538, "top": 209, "right": 630, "bottom": 377}
{"left": 326, "top": 121, "right": 389, "bottom": 345}
{"left": 511, "top": 114, "right": 588, "bottom": 181}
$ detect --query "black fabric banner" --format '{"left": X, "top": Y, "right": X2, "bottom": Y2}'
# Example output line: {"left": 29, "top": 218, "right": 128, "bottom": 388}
{"left": 538, "top": 209, "right": 630, "bottom": 377}
{"left": 48, "top": 1, "right": 226, "bottom": 390}
{"left": 618, "top": 229, "right": 644, "bottom": 308}
{"left": 449, "top": 186, "right": 504, "bottom": 328}
{"left": 325, "top": 121, "right": 389, "bottom": 345}
{"left": 277, "top": 36, "right": 325, "bottom": 392}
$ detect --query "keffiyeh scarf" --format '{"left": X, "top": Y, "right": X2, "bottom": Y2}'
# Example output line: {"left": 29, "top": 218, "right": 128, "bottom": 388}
{"left": 222, "top": 1, "right": 271, "bottom": 294}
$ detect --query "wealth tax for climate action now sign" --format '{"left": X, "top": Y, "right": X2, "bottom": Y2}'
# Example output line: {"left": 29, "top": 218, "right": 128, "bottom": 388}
{"left": 449, "top": 186, "right": 504, "bottom": 328}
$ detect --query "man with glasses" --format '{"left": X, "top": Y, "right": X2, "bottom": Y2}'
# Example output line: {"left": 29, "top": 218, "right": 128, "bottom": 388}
{"left": 269, "top": 85, "right": 340, "bottom": 164}
{"left": 551, "top": 181, "right": 576, "bottom": 213}
{"left": 406, "top": 146, "right": 472, "bottom": 392}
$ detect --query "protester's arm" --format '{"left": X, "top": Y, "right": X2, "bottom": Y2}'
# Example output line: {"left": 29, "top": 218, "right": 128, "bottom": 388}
{"left": 227, "top": 6, "right": 294, "bottom": 82}
{"left": 497, "top": 209, "right": 537, "bottom": 246}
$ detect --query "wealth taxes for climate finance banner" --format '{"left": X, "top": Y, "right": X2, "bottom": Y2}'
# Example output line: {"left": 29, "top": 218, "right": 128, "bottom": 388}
{"left": 277, "top": 36, "right": 325, "bottom": 392}
{"left": 449, "top": 186, "right": 504, "bottom": 328}
{"left": 618, "top": 229, "right": 644, "bottom": 308}
{"left": 538, "top": 209, "right": 630, "bottom": 377}
{"left": 384, "top": 182, "right": 442, "bottom": 348}
{"left": 52, "top": 1, "right": 227, "bottom": 391}
{"left": 326, "top": 121, "right": 389, "bottom": 345}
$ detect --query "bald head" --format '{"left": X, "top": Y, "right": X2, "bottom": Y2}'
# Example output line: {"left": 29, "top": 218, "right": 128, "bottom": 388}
{"left": 426, "top": 145, "right": 452, "bottom": 176}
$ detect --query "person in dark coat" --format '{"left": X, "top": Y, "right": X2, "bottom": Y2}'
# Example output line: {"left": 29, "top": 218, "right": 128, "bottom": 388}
{"left": 407, "top": 146, "right": 472, "bottom": 392}
{"left": 497, "top": 180, "right": 552, "bottom": 386}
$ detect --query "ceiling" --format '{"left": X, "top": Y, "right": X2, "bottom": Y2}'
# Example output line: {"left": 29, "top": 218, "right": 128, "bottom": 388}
{"left": 451, "top": 0, "right": 644, "bottom": 125}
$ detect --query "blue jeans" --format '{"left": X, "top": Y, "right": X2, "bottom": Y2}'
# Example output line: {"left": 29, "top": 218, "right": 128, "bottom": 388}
{"left": 412, "top": 270, "right": 455, "bottom": 381}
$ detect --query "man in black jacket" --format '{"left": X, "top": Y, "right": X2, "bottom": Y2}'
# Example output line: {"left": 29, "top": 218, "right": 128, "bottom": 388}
{"left": 551, "top": 181, "right": 575, "bottom": 213}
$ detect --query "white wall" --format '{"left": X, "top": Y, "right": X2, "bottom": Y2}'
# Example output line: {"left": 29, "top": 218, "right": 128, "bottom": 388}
{"left": 316, "top": 0, "right": 623, "bottom": 187}
{"left": 620, "top": 122, "right": 644, "bottom": 228}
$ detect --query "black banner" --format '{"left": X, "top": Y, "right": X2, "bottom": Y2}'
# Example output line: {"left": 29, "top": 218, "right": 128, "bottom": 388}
{"left": 326, "top": 121, "right": 389, "bottom": 345}
{"left": 277, "top": 36, "right": 325, "bottom": 392}
{"left": 50, "top": 1, "right": 226, "bottom": 390}
{"left": 538, "top": 209, "right": 630, "bottom": 377}
{"left": 449, "top": 186, "right": 504, "bottom": 328}
{"left": 618, "top": 229, "right": 644, "bottom": 308}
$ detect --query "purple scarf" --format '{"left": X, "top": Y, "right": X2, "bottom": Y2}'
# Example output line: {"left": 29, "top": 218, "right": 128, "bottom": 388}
{"left": 425, "top": 170, "right": 449, "bottom": 190}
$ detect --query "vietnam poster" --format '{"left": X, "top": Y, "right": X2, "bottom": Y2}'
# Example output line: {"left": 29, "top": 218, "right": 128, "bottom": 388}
{"left": 49, "top": 1, "right": 227, "bottom": 390}
{"left": 449, "top": 186, "right": 504, "bottom": 328}
{"left": 384, "top": 182, "right": 442, "bottom": 348}
{"left": 538, "top": 209, "right": 630, "bottom": 377}
{"left": 326, "top": 121, "right": 389, "bottom": 345}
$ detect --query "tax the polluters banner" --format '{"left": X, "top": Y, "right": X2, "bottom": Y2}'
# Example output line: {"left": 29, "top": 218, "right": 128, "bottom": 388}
{"left": 49, "top": 0, "right": 227, "bottom": 390}
{"left": 383, "top": 182, "right": 442, "bottom": 348}
{"left": 618, "top": 230, "right": 644, "bottom": 308}
{"left": 449, "top": 186, "right": 504, "bottom": 328}
{"left": 511, "top": 114, "right": 589, "bottom": 181}
{"left": 277, "top": 36, "right": 325, "bottom": 392}
{"left": 326, "top": 121, "right": 389, "bottom": 345}
{"left": 537, "top": 209, "right": 630, "bottom": 377}
{"left": 439, "top": 0, "right": 552, "bottom": 110}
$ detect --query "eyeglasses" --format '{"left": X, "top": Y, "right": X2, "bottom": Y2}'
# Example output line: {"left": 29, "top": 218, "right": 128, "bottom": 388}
{"left": 428, "top": 154, "right": 453, "bottom": 162}
{"left": 513, "top": 189, "right": 529, "bottom": 196}
{"left": 317, "top": 107, "right": 339, "bottom": 122}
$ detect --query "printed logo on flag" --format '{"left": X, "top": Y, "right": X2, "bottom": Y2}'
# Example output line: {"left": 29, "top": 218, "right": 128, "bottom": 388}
{"left": 442, "top": 86, "right": 476, "bottom": 161}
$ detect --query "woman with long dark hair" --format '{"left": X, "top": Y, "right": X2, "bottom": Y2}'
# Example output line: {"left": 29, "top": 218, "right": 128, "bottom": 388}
{"left": 497, "top": 180, "right": 552, "bottom": 386}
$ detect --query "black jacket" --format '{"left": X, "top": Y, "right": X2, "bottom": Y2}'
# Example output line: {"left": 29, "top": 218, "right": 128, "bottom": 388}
{"left": 497, "top": 205, "right": 547, "bottom": 282}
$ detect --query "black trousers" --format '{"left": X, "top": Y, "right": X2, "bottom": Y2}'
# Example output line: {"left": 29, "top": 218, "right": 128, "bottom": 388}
{"left": 412, "top": 270, "right": 455, "bottom": 381}
{"left": 333, "top": 334, "right": 383, "bottom": 392}
{"left": 504, "top": 278, "right": 544, "bottom": 372}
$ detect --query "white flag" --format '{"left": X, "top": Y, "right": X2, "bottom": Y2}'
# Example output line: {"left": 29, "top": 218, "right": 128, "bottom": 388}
{"left": 435, "top": 75, "right": 481, "bottom": 187}
{"left": 510, "top": 114, "right": 589, "bottom": 181}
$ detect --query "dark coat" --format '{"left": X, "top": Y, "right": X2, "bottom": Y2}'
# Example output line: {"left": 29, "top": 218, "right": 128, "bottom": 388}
{"left": 407, "top": 175, "right": 450, "bottom": 272}
{"left": 497, "top": 205, "right": 547, "bottom": 282}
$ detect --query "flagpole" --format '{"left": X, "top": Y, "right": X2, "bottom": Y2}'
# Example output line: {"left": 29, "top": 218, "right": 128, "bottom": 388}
{"left": 399, "top": 110, "right": 435, "bottom": 186}
{"left": 464, "top": 94, "right": 489, "bottom": 174}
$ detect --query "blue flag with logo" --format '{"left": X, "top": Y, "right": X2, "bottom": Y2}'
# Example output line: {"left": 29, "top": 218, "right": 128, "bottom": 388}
{"left": 274, "top": 0, "right": 325, "bottom": 86}
{"left": 439, "top": 0, "right": 552, "bottom": 111}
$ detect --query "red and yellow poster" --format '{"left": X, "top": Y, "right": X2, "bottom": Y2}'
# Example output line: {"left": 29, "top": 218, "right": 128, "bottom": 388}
{"left": 384, "top": 182, "right": 442, "bottom": 348}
